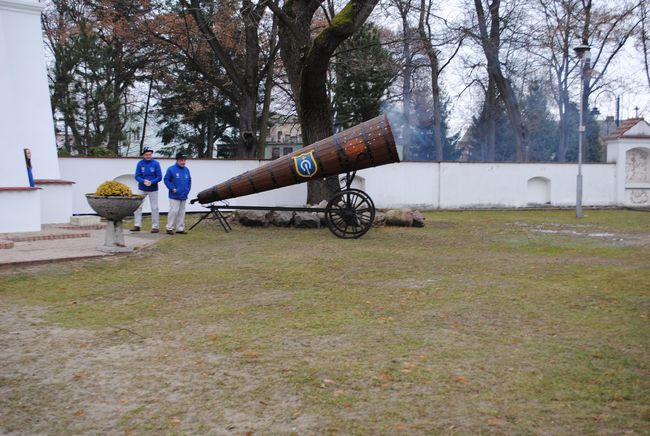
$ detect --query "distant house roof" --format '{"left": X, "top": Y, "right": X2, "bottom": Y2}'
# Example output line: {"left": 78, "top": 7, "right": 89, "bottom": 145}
{"left": 605, "top": 118, "right": 650, "bottom": 139}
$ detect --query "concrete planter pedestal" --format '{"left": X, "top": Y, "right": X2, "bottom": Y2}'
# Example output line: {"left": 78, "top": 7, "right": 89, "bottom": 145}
{"left": 85, "top": 195, "right": 144, "bottom": 253}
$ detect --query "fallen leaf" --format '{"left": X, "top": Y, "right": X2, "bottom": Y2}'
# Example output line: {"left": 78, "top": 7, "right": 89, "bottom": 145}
{"left": 487, "top": 416, "right": 502, "bottom": 426}
{"left": 170, "top": 418, "right": 181, "bottom": 425}
{"left": 259, "top": 400, "right": 268, "bottom": 406}
{"left": 333, "top": 389, "right": 344, "bottom": 396}
{"left": 455, "top": 376, "right": 469, "bottom": 385}
{"left": 119, "top": 399, "right": 129, "bottom": 405}
{"left": 323, "top": 379, "right": 334, "bottom": 384}
{"left": 74, "top": 409, "right": 85, "bottom": 417}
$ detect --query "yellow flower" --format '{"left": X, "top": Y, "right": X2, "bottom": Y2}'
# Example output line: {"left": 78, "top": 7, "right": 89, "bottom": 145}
{"left": 94, "top": 181, "right": 134, "bottom": 197}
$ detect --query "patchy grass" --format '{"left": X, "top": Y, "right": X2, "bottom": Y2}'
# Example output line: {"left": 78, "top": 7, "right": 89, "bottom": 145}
{"left": 0, "top": 210, "right": 648, "bottom": 434}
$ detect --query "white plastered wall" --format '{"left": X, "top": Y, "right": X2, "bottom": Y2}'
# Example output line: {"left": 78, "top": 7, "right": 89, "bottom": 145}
{"left": 60, "top": 157, "right": 619, "bottom": 213}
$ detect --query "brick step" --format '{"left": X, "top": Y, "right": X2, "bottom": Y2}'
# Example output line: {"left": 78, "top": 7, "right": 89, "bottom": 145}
{"left": 6, "top": 232, "right": 90, "bottom": 242}
{"left": 56, "top": 224, "right": 106, "bottom": 230}
{"left": 0, "top": 239, "right": 14, "bottom": 249}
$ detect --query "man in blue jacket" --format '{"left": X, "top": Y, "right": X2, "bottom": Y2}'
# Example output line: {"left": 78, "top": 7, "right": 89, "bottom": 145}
{"left": 132, "top": 147, "right": 162, "bottom": 233}
{"left": 164, "top": 152, "right": 192, "bottom": 235}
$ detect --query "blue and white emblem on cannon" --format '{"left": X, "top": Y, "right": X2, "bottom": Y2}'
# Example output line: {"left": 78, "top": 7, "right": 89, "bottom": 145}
{"left": 292, "top": 151, "right": 319, "bottom": 178}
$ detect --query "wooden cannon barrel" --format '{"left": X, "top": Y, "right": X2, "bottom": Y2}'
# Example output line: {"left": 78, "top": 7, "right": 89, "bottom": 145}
{"left": 196, "top": 113, "right": 399, "bottom": 204}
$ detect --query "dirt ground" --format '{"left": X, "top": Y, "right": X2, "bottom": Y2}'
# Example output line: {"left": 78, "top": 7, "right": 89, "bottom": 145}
{"left": 0, "top": 302, "right": 318, "bottom": 434}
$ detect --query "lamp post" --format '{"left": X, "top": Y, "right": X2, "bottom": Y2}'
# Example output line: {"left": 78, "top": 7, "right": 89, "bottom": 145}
{"left": 574, "top": 43, "right": 591, "bottom": 219}
{"left": 591, "top": 89, "right": 621, "bottom": 128}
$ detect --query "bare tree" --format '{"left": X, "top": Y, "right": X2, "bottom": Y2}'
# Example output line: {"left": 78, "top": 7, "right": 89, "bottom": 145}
{"left": 416, "top": 0, "right": 463, "bottom": 160}
{"left": 536, "top": 0, "right": 642, "bottom": 161}
{"left": 472, "top": 0, "right": 527, "bottom": 161}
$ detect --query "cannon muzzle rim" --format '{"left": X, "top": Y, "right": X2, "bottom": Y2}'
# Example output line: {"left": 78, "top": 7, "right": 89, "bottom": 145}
{"left": 190, "top": 197, "right": 199, "bottom": 204}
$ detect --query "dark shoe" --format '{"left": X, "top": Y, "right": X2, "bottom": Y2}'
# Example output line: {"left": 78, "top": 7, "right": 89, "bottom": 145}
{"left": 166, "top": 229, "right": 174, "bottom": 235}
{"left": 130, "top": 226, "right": 141, "bottom": 232}
{"left": 150, "top": 228, "right": 159, "bottom": 234}
{"left": 176, "top": 231, "right": 187, "bottom": 235}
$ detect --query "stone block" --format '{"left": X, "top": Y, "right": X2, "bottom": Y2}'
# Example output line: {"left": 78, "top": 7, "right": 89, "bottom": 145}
{"left": 385, "top": 208, "right": 414, "bottom": 227}
{"left": 267, "top": 210, "right": 294, "bottom": 227}
{"left": 293, "top": 212, "right": 320, "bottom": 228}
{"left": 236, "top": 210, "right": 269, "bottom": 227}
{"left": 70, "top": 215, "right": 101, "bottom": 226}
{"left": 412, "top": 211, "right": 426, "bottom": 227}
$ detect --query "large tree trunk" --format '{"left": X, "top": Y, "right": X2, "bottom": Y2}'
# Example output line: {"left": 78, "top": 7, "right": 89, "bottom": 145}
{"left": 486, "top": 79, "right": 496, "bottom": 161}
{"left": 258, "top": 16, "right": 279, "bottom": 159}
{"left": 417, "top": 0, "right": 443, "bottom": 160}
{"left": 237, "top": 92, "right": 258, "bottom": 158}
{"left": 430, "top": 58, "right": 443, "bottom": 160}
{"left": 398, "top": 4, "right": 412, "bottom": 160}
{"left": 207, "top": 107, "right": 215, "bottom": 158}
{"left": 557, "top": 88, "right": 570, "bottom": 162}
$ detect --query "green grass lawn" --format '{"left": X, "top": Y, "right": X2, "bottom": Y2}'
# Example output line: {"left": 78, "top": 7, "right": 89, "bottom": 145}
{"left": 1, "top": 210, "right": 648, "bottom": 434}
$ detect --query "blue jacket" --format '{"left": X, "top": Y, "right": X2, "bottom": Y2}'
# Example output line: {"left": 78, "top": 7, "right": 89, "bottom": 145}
{"left": 164, "top": 163, "right": 192, "bottom": 200}
{"left": 135, "top": 159, "right": 162, "bottom": 192}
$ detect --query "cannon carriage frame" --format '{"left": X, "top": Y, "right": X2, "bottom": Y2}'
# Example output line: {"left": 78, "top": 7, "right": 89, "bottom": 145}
{"left": 189, "top": 166, "right": 376, "bottom": 239}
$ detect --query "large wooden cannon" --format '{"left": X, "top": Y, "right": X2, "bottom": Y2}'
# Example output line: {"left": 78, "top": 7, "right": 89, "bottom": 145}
{"left": 191, "top": 114, "right": 400, "bottom": 238}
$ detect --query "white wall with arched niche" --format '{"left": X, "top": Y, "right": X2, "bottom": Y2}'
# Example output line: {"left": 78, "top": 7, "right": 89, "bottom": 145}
{"left": 606, "top": 119, "right": 650, "bottom": 207}
{"left": 625, "top": 147, "right": 650, "bottom": 205}
{"left": 526, "top": 177, "right": 551, "bottom": 205}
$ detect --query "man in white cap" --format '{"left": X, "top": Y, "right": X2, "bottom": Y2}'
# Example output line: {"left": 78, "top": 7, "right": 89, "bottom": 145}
{"left": 164, "top": 152, "right": 192, "bottom": 234}
{"left": 132, "top": 147, "right": 162, "bottom": 233}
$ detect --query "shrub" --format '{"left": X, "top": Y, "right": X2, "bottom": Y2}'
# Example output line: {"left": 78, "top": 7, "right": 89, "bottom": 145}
{"left": 94, "top": 181, "right": 134, "bottom": 197}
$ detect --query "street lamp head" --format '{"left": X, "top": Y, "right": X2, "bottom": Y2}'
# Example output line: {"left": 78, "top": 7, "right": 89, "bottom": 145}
{"left": 590, "top": 106, "right": 600, "bottom": 117}
{"left": 573, "top": 44, "right": 591, "bottom": 59}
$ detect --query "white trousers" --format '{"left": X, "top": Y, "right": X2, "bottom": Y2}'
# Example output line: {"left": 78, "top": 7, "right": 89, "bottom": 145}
{"left": 167, "top": 199, "right": 186, "bottom": 231}
{"left": 134, "top": 190, "right": 159, "bottom": 229}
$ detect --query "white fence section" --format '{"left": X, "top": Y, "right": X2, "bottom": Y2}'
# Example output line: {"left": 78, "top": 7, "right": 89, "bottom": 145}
{"left": 59, "top": 157, "right": 619, "bottom": 215}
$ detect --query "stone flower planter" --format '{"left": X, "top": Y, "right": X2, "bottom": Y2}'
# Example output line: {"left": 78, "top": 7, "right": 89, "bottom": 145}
{"left": 85, "top": 194, "right": 144, "bottom": 252}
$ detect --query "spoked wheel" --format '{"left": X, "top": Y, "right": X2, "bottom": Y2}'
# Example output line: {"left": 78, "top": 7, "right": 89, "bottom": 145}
{"left": 325, "top": 189, "right": 376, "bottom": 239}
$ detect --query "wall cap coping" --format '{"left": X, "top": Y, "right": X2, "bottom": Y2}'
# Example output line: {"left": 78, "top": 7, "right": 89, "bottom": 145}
{"left": 0, "top": 0, "right": 43, "bottom": 14}
{"left": 0, "top": 186, "right": 40, "bottom": 192}
{"left": 58, "top": 156, "right": 616, "bottom": 165}
{"left": 35, "top": 179, "right": 75, "bottom": 185}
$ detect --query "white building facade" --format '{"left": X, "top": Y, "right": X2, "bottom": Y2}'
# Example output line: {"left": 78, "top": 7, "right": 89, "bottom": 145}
{"left": 0, "top": 0, "right": 73, "bottom": 233}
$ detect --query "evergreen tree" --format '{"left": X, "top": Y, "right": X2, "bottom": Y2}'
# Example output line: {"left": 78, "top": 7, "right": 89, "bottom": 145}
{"left": 156, "top": 65, "right": 238, "bottom": 158}
{"left": 564, "top": 102, "right": 601, "bottom": 162}
{"left": 468, "top": 100, "right": 516, "bottom": 161}
{"left": 44, "top": 0, "right": 151, "bottom": 156}
{"left": 522, "top": 82, "right": 557, "bottom": 162}
{"left": 332, "top": 23, "right": 396, "bottom": 128}
{"left": 407, "top": 89, "right": 459, "bottom": 161}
